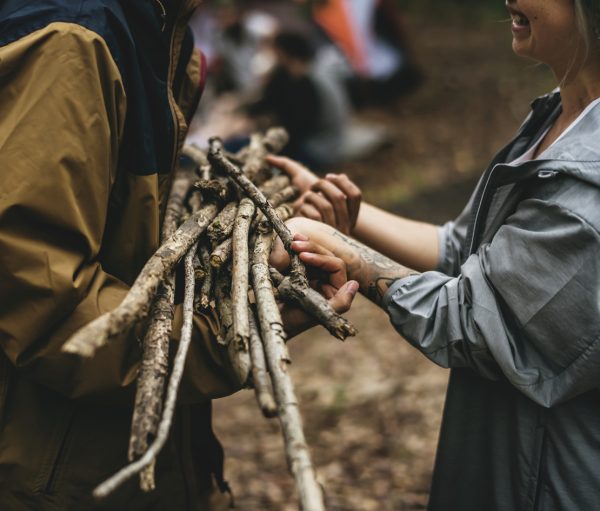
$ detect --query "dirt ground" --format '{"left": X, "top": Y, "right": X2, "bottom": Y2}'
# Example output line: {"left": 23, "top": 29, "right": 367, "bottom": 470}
{"left": 213, "top": 7, "right": 555, "bottom": 511}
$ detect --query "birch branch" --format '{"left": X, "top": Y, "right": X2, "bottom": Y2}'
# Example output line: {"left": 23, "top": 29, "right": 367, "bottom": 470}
{"left": 62, "top": 204, "right": 219, "bottom": 357}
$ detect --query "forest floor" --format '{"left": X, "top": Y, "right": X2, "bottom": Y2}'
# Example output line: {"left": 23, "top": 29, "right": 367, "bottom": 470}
{"left": 213, "top": 6, "right": 554, "bottom": 511}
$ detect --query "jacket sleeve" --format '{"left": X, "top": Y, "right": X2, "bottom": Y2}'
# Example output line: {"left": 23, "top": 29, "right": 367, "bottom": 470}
{"left": 0, "top": 23, "right": 237, "bottom": 401}
{"left": 384, "top": 194, "right": 600, "bottom": 408}
{"left": 436, "top": 192, "right": 474, "bottom": 276}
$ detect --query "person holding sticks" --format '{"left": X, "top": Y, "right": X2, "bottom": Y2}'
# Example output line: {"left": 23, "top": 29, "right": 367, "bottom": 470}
{"left": 270, "top": 1, "right": 600, "bottom": 509}
{"left": 0, "top": 1, "right": 356, "bottom": 510}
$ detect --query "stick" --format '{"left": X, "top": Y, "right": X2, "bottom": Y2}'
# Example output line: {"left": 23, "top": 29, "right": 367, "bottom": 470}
{"left": 231, "top": 198, "right": 255, "bottom": 351}
{"left": 210, "top": 238, "right": 232, "bottom": 269}
{"left": 194, "top": 176, "right": 232, "bottom": 203}
{"left": 209, "top": 184, "right": 296, "bottom": 270}
{"left": 196, "top": 245, "right": 214, "bottom": 311}
{"left": 251, "top": 230, "right": 324, "bottom": 511}
{"left": 94, "top": 244, "right": 199, "bottom": 499}
{"left": 207, "top": 201, "right": 238, "bottom": 245}
{"left": 214, "top": 269, "right": 251, "bottom": 386}
{"left": 248, "top": 308, "right": 277, "bottom": 418}
{"left": 128, "top": 167, "right": 195, "bottom": 479}
{"left": 208, "top": 142, "right": 295, "bottom": 252}
{"left": 260, "top": 175, "right": 292, "bottom": 197}
{"left": 243, "top": 128, "right": 289, "bottom": 181}
{"left": 62, "top": 204, "right": 220, "bottom": 357}
{"left": 278, "top": 276, "right": 357, "bottom": 341}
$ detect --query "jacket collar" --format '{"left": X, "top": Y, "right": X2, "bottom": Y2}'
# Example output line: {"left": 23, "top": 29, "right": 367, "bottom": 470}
{"left": 504, "top": 89, "right": 600, "bottom": 187}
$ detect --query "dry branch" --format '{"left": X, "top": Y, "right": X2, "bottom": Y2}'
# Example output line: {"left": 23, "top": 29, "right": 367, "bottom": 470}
{"left": 251, "top": 230, "right": 324, "bottom": 511}
{"left": 62, "top": 204, "right": 219, "bottom": 357}
{"left": 242, "top": 128, "right": 289, "bottom": 181}
{"left": 278, "top": 276, "right": 357, "bottom": 341}
{"left": 196, "top": 245, "right": 214, "bottom": 311}
{"left": 248, "top": 309, "right": 277, "bottom": 418}
{"left": 128, "top": 166, "right": 195, "bottom": 475}
{"left": 214, "top": 269, "right": 251, "bottom": 386}
{"left": 94, "top": 244, "right": 199, "bottom": 499}
{"left": 208, "top": 143, "right": 295, "bottom": 251}
{"left": 208, "top": 144, "right": 356, "bottom": 341}
{"left": 231, "top": 198, "right": 255, "bottom": 350}
{"left": 208, "top": 181, "right": 297, "bottom": 269}
{"left": 207, "top": 201, "right": 238, "bottom": 245}
{"left": 260, "top": 175, "right": 292, "bottom": 197}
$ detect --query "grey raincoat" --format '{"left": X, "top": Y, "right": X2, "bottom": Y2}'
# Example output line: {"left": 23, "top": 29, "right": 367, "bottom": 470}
{"left": 384, "top": 91, "right": 600, "bottom": 510}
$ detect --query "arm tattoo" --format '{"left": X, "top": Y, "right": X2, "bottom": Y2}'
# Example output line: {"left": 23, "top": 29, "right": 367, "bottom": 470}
{"left": 331, "top": 230, "right": 419, "bottom": 306}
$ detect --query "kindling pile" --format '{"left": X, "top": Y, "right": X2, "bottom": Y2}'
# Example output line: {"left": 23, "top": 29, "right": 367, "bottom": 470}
{"left": 61, "top": 128, "right": 357, "bottom": 511}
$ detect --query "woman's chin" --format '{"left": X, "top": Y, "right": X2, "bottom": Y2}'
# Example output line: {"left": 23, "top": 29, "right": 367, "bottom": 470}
{"left": 511, "top": 39, "right": 535, "bottom": 61}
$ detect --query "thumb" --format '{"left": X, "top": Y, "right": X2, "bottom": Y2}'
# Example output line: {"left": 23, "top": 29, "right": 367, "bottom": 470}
{"left": 329, "top": 280, "right": 359, "bottom": 314}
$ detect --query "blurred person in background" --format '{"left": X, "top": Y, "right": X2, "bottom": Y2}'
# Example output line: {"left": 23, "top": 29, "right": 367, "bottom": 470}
{"left": 269, "top": 0, "right": 600, "bottom": 509}
{"left": 310, "top": 0, "right": 423, "bottom": 106}
{"left": 248, "top": 29, "right": 350, "bottom": 169}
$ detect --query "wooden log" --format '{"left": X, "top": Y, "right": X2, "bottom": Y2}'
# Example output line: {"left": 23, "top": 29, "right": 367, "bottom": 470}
{"left": 62, "top": 204, "right": 220, "bottom": 357}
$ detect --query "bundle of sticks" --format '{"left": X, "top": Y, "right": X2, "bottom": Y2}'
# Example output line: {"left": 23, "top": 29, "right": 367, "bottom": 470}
{"left": 61, "top": 128, "right": 357, "bottom": 511}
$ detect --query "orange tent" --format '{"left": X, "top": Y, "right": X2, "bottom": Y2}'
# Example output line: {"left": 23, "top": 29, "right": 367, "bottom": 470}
{"left": 312, "top": 0, "right": 368, "bottom": 74}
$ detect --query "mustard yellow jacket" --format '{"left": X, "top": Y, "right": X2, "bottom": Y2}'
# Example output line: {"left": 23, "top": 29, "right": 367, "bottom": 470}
{"left": 0, "top": 1, "right": 237, "bottom": 509}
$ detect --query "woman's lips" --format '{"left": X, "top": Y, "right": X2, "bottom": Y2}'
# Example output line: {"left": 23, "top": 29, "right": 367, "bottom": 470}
{"left": 507, "top": 5, "right": 530, "bottom": 36}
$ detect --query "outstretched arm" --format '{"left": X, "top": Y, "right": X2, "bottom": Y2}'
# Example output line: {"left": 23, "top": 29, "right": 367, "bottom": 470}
{"left": 267, "top": 156, "right": 440, "bottom": 272}
{"left": 287, "top": 218, "right": 418, "bottom": 306}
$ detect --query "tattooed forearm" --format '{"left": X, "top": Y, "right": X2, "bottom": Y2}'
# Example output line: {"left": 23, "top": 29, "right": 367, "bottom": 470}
{"left": 330, "top": 230, "right": 418, "bottom": 305}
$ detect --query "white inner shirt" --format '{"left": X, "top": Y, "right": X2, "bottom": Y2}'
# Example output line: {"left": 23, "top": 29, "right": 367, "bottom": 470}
{"left": 510, "top": 94, "right": 600, "bottom": 165}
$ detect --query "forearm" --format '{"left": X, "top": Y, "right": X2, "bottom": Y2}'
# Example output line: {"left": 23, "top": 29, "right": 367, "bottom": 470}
{"left": 289, "top": 218, "right": 418, "bottom": 306}
{"left": 352, "top": 203, "right": 440, "bottom": 272}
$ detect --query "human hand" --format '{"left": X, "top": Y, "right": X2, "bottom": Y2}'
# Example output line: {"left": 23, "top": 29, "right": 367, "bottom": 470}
{"left": 270, "top": 232, "right": 359, "bottom": 337}
{"left": 266, "top": 156, "right": 362, "bottom": 235}
{"left": 298, "top": 174, "right": 362, "bottom": 235}
{"left": 266, "top": 155, "right": 319, "bottom": 194}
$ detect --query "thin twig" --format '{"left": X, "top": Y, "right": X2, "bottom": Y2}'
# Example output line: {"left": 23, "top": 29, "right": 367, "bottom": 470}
{"left": 248, "top": 308, "right": 277, "bottom": 418}
{"left": 94, "top": 244, "right": 198, "bottom": 499}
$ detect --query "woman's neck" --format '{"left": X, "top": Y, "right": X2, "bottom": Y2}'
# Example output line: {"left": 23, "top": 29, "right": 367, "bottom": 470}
{"left": 556, "top": 55, "right": 600, "bottom": 120}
